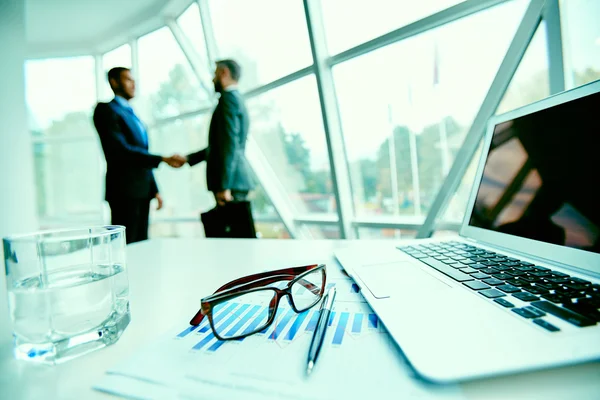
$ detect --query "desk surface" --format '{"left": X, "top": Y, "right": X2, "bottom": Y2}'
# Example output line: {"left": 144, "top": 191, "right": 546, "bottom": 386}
{"left": 1, "top": 239, "right": 599, "bottom": 399}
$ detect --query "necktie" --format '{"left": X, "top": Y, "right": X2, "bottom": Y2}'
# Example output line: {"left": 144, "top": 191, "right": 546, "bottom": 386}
{"left": 123, "top": 105, "right": 148, "bottom": 147}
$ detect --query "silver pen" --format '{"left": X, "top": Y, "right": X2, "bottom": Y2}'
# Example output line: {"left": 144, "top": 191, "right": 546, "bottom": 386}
{"left": 306, "top": 286, "right": 337, "bottom": 375}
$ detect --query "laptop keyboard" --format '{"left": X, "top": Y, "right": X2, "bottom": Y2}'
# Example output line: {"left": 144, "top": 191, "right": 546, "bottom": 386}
{"left": 398, "top": 241, "right": 600, "bottom": 332}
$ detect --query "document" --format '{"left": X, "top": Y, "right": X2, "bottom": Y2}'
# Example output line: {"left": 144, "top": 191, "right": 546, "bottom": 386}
{"left": 94, "top": 267, "right": 464, "bottom": 400}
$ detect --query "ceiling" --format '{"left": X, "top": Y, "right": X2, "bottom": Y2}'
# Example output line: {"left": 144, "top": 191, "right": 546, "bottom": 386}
{"left": 26, "top": 0, "right": 194, "bottom": 58}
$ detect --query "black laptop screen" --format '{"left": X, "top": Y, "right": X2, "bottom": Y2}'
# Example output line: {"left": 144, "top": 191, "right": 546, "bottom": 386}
{"left": 468, "top": 91, "right": 600, "bottom": 254}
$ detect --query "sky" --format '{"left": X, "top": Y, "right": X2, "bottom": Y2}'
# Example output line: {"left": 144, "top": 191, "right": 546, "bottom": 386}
{"left": 25, "top": 0, "right": 600, "bottom": 166}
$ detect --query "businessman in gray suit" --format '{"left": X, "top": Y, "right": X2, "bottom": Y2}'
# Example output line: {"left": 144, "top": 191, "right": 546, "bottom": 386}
{"left": 185, "top": 59, "right": 254, "bottom": 206}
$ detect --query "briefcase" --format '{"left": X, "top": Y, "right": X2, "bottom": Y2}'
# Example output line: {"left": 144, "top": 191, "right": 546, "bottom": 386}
{"left": 200, "top": 201, "right": 257, "bottom": 238}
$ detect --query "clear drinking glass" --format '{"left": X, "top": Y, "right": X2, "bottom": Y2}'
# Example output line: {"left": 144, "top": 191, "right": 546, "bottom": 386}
{"left": 2, "top": 225, "right": 130, "bottom": 364}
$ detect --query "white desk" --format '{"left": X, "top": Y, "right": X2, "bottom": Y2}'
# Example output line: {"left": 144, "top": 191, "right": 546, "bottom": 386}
{"left": 1, "top": 239, "right": 599, "bottom": 399}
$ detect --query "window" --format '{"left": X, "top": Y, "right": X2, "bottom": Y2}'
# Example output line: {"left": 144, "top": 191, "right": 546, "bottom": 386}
{"left": 321, "top": 0, "right": 465, "bottom": 55}
{"left": 298, "top": 224, "right": 341, "bottom": 240}
{"left": 246, "top": 75, "right": 335, "bottom": 217}
{"left": 137, "top": 28, "right": 211, "bottom": 123}
{"left": 333, "top": 0, "right": 527, "bottom": 220}
{"left": 357, "top": 228, "right": 415, "bottom": 239}
{"left": 32, "top": 140, "right": 104, "bottom": 222}
{"left": 497, "top": 22, "right": 549, "bottom": 114}
{"left": 208, "top": 0, "right": 312, "bottom": 91}
{"left": 177, "top": 2, "right": 213, "bottom": 88}
{"left": 100, "top": 44, "right": 132, "bottom": 101}
{"left": 26, "top": 57, "right": 102, "bottom": 223}
{"left": 148, "top": 115, "right": 213, "bottom": 223}
{"left": 177, "top": 2, "right": 209, "bottom": 62}
{"left": 559, "top": 0, "right": 600, "bottom": 89}
{"left": 26, "top": 57, "right": 97, "bottom": 138}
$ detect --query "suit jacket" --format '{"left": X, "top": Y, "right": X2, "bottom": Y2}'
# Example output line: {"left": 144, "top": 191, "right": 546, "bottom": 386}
{"left": 93, "top": 99, "right": 162, "bottom": 202}
{"left": 187, "top": 90, "right": 254, "bottom": 192}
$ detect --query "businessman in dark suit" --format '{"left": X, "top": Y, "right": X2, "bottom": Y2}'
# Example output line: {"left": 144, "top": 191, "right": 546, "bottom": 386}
{"left": 184, "top": 59, "right": 254, "bottom": 206}
{"left": 93, "top": 67, "right": 186, "bottom": 244}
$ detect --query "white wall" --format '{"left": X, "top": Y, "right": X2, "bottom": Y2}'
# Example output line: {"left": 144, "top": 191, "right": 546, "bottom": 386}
{"left": 0, "top": 0, "right": 38, "bottom": 342}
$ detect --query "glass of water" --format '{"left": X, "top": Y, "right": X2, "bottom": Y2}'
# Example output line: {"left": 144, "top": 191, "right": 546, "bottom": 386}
{"left": 3, "top": 226, "right": 130, "bottom": 364}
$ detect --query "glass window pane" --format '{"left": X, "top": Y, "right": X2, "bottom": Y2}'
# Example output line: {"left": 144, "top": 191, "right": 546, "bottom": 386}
{"left": 208, "top": 0, "right": 312, "bottom": 91}
{"left": 440, "top": 142, "right": 483, "bottom": 225}
{"left": 334, "top": 0, "right": 527, "bottom": 219}
{"left": 254, "top": 222, "right": 291, "bottom": 239}
{"left": 298, "top": 224, "right": 341, "bottom": 239}
{"left": 148, "top": 115, "right": 214, "bottom": 221}
{"left": 321, "top": 0, "right": 465, "bottom": 55}
{"left": 137, "top": 28, "right": 212, "bottom": 123}
{"left": 100, "top": 44, "right": 132, "bottom": 102}
{"left": 247, "top": 75, "right": 335, "bottom": 216}
{"left": 357, "top": 228, "right": 416, "bottom": 239}
{"left": 497, "top": 23, "right": 549, "bottom": 114}
{"left": 177, "top": 2, "right": 213, "bottom": 88}
{"left": 177, "top": 3, "right": 208, "bottom": 60}
{"left": 26, "top": 57, "right": 97, "bottom": 138}
{"left": 33, "top": 140, "right": 104, "bottom": 221}
{"left": 559, "top": 0, "right": 600, "bottom": 89}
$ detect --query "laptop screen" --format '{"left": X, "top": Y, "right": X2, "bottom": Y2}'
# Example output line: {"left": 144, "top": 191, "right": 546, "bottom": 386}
{"left": 468, "top": 91, "right": 599, "bottom": 254}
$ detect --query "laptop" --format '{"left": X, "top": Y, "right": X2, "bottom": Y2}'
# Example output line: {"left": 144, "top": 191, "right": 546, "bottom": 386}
{"left": 334, "top": 80, "right": 600, "bottom": 383}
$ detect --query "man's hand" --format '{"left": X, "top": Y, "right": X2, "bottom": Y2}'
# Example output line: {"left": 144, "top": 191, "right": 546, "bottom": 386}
{"left": 215, "top": 189, "right": 233, "bottom": 206}
{"left": 155, "top": 193, "right": 163, "bottom": 210}
{"left": 162, "top": 154, "right": 187, "bottom": 168}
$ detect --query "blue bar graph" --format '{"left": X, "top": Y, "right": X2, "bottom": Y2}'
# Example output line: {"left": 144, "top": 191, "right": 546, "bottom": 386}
{"left": 223, "top": 305, "right": 261, "bottom": 338}
{"left": 269, "top": 308, "right": 296, "bottom": 340}
{"left": 199, "top": 302, "right": 239, "bottom": 333}
{"left": 260, "top": 308, "right": 286, "bottom": 334}
{"left": 284, "top": 310, "right": 309, "bottom": 341}
{"left": 351, "top": 283, "right": 360, "bottom": 293}
{"left": 352, "top": 313, "right": 363, "bottom": 334}
{"left": 237, "top": 307, "right": 269, "bottom": 341}
{"left": 194, "top": 304, "right": 250, "bottom": 352}
{"left": 215, "top": 304, "right": 250, "bottom": 334}
{"left": 206, "top": 306, "right": 259, "bottom": 352}
{"left": 328, "top": 311, "right": 336, "bottom": 326}
{"left": 333, "top": 312, "right": 350, "bottom": 345}
{"left": 177, "top": 325, "right": 197, "bottom": 338}
{"left": 193, "top": 332, "right": 216, "bottom": 350}
{"left": 207, "top": 339, "right": 224, "bottom": 352}
{"left": 304, "top": 310, "right": 320, "bottom": 332}
{"left": 368, "top": 314, "right": 378, "bottom": 329}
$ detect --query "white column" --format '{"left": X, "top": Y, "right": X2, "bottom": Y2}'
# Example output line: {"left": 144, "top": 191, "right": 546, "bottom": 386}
{"left": 0, "top": 0, "right": 37, "bottom": 343}
{"left": 0, "top": 0, "right": 38, "bottom": 238}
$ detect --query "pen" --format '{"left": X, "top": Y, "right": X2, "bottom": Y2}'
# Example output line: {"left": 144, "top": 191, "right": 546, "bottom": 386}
{"left": 306, "top": 285, "right": 337, "bottom": 375}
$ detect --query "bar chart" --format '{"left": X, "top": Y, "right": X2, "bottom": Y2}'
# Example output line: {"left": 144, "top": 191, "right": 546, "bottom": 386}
{"left": 176, "top": 302, "right": 382, "bottom": 352}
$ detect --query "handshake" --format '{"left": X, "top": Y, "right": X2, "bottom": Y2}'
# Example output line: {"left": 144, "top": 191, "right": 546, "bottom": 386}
{"left": 161, "top": 154, "right": 188, "bottom": 168}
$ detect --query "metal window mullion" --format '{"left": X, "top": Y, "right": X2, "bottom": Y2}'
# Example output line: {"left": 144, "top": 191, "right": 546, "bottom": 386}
{"left": 329, "top": 0, "right": 511, "bottom": 67}
{"left": 416, "top": 0, "right": 545, "bottom": 238}
{"left": 303, "top": 0, "right": 355, "bottom": 239}
{"left": 197, "top": 0, "right": 218, "bottom": 67}
{"left": 243, "top": 67, "right": 313, "bottom": 99}
{"left": 543, "top": 0, "right": 566, "bottom": 94}
{"left": 166, "top": 18, "right": 213, "bottom": 97}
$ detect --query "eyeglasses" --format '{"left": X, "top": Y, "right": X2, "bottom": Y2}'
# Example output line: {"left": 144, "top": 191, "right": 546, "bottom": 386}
{"left": 189, "top": 264, "right": 326, "bottom": 341}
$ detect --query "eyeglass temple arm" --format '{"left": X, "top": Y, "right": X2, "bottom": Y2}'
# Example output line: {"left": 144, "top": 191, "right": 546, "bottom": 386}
{"left": 214, "top": 264, "right": 319, "bottom": 293}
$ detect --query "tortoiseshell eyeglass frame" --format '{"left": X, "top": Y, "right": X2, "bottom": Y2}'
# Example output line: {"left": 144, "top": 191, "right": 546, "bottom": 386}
{"left": 189, "top": 264, "right": 326, "bottom": 341}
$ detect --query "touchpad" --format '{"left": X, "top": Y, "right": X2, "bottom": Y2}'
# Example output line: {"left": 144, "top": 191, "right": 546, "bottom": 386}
{"left": 355, "top": 261, "right": 451, "bottom": 299}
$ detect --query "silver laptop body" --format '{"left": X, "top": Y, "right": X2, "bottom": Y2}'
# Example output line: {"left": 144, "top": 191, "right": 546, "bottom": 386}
{"left": 334, "top": 80, "right": 600, "bottom": 383}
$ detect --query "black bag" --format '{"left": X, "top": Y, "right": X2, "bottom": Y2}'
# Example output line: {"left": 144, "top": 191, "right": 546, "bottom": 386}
{"left": 200, "top": 201, "right": 257, "bottom": 238}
